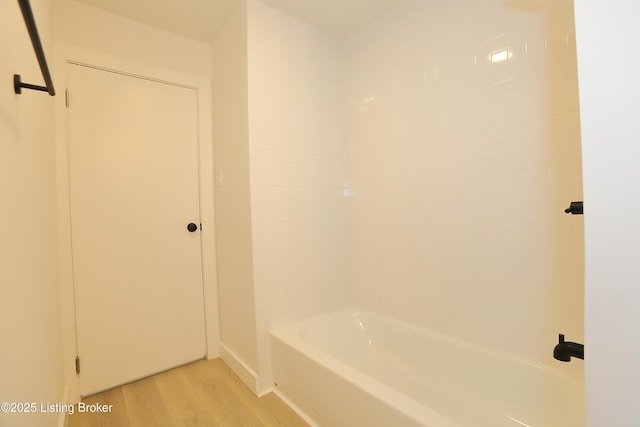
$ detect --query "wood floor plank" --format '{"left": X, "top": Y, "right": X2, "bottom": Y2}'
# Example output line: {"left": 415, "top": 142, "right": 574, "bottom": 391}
{"left": 67, "top": 358, "right": 311, "bottom": 427}
{"left": 67, "top": 386, "right": 131, "bottom": 427}
{"left": 217, "top": 368, "right": 285, "bottom": 427}
{"left": 121, "top": 375, "right": 174, "bottom": 427}
{"left": 182, "top": 359, "right": 264, "bottom": 427}
{"left": 154, "top": 363, "right": 221, "bottom": 427}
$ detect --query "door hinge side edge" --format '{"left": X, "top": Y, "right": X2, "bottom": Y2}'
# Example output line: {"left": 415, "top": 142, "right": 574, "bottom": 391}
{"left": 65, "top": 89, "right": 70, "bottom": 108}
{"left": 75, "top": 355, "right": 80, "bottom": 375}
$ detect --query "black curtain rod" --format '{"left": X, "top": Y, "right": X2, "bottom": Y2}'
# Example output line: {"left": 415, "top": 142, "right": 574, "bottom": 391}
{"left": 14, "top": 0, "right": 55, "bottom": 96}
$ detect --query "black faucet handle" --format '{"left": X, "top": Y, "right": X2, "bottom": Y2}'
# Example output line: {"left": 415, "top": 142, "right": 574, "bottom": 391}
{"left": 565, "top": 201, "right": 583, "bottom": 215}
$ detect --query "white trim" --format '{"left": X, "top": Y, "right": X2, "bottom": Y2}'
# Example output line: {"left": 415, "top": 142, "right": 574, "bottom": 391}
{"left": 58, "top": 385, "right": 69, "bottom": 427}
{"left": 220, "top": 343, "right": 260, "bottom": 394}
{"left": 272, "top": 388, "right": 320, "bottom": 427}
{"left": 53, "top": 43, "right": 219, "bottom": 403}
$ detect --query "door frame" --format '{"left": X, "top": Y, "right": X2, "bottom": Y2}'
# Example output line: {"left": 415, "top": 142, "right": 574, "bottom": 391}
{"left": 54, "top": 43, "right": 220, "bottom": 402}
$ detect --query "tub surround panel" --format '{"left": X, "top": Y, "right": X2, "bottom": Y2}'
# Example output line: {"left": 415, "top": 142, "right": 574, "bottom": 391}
{"left": 346, "top": 0, "right": 584, "bottom": 373}
{"left": 210, "top": 0, "right": 352, "bottom": 392}
{"left": 247, "top": 0, "right": 351, "bottom": 393}
{"left": 209, "top": 0, "right": 584, "bottom": 399}
{"left": 217, "top": 0, "right": 584, "bottom": 393}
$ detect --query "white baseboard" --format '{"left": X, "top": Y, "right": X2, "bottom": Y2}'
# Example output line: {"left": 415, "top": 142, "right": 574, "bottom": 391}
{"left": 58, "top": 386, "right": 69, "bottom": 427}
{"left": 219, "top": 343, "right": 259, "bottom": 395}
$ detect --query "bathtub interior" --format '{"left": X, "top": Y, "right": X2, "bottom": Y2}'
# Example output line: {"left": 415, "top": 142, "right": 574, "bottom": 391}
{"left": 271, "top": 310, "right": 585, "bottom": 427}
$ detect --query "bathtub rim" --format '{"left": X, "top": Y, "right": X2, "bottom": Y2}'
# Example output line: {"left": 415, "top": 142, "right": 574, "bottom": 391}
{"left": 272, "top": 307, "right": 584, "bottom": 383}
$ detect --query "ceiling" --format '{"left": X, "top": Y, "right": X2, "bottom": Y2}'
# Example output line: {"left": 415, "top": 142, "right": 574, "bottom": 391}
{"left": 71, "top": 0, "right": 408, "bottom": 43}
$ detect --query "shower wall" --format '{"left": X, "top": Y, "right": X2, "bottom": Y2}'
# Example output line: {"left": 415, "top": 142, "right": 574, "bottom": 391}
{"left": 246, "top": 0, "right": 351, "bottom": 390}
{"left": 214, "top": 0, "right": 584, "bottom": 391}
{"left": 213, "top": 0, "right": 350, "bottom": 392}
{"left": 347, "top": 0, "right": 584, "bottom": 371}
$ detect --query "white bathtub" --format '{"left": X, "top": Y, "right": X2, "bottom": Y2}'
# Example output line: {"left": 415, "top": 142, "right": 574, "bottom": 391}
{"left": 270, "top": 310, "right": 584, "bottom": 427}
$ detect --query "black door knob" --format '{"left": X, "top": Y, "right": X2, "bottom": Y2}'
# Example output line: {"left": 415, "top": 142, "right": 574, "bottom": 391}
{"left": 187, "top": 223, "right": 198, "bottom": 232}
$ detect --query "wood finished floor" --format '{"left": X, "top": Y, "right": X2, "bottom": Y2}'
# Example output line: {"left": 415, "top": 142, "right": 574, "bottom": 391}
{"left": 67, "top": 358, "right": 311, "bottom": 427}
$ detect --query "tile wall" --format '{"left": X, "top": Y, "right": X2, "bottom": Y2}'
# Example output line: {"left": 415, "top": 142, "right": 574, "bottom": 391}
{"left": 347, "top": 0, "right": 584, "bottom": 371}
{"left": 247, "top": 0, "right": 351, "bottom": 391}
{"left": 230, "top": 0, "right": 584, "bottom": 389}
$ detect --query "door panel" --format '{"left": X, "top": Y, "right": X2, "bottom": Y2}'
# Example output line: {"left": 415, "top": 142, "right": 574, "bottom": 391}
{"left": 67, "top": 64, "right": 205, "bottom": 395}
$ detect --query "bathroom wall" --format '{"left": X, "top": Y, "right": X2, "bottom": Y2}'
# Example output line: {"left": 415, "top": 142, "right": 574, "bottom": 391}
{"left": 347, "top": 0, "right": 584, "bottom": 371}
{"left": 246, "top": 0, "right": 350, "bottom": 392}
{"left": 574, "top": 1, "right": 640, "bottom": 425}
{"left": 0, "top": 1, "right": 66, "bottom": 426}
{"left": 212, "top": 1, "right": 261, "bottom": 387}
{"left": 52, "top": 0, "right": 211, "bottom": 78}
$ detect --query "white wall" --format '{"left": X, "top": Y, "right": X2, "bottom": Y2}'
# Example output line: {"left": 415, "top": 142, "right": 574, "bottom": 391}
{"left": 247, "top": 0, "right": 350, "bottom": 392}
{"left": 347, "top": 0, "right": 584, "bottom": 372}
{"left": 0, "top": 1, "right": 66, "bottom": 426}
{"left": 574, "top": 1, "right": 640, "bottom": 425}
{"left": 212, "top": 1, "right": 261, "bottom": 390}
{"left": 52, "top": 0, "right": 211, "bottom": 78}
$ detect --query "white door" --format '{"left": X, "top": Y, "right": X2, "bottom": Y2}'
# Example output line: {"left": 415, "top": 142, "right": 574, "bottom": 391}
{"left": 67, "top": 64, "right": 206, "bottom": 396}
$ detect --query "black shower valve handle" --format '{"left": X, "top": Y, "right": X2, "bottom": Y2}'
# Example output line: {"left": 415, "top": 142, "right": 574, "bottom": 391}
{"left": 564, "top": 201, "right": 583, "bottom": 215}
